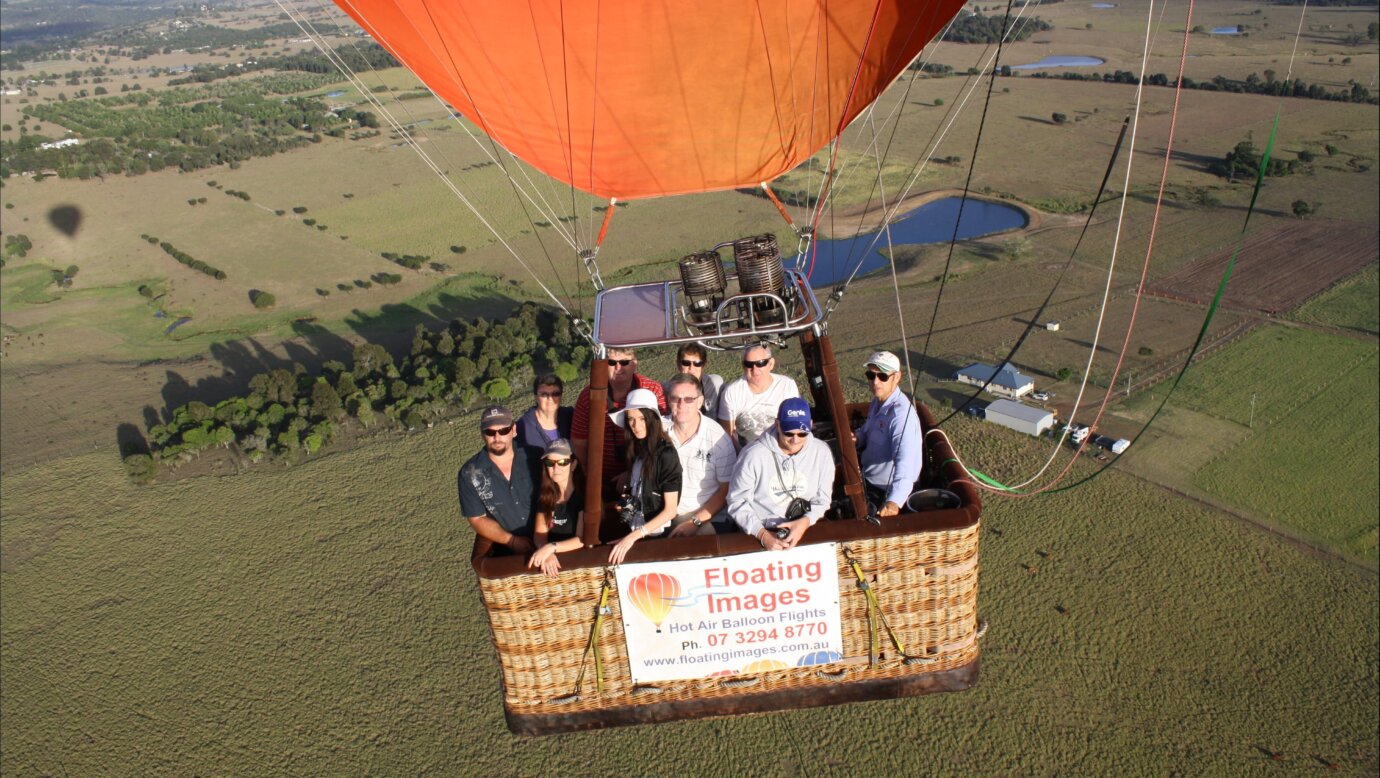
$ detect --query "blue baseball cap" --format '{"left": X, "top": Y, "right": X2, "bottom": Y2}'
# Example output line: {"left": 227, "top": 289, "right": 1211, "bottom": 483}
{"left": 777, "top": 397, "right": 812, "bottom": 434}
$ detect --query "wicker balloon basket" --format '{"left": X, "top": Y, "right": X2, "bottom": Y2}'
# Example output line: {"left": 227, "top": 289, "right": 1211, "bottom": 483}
{"left": 471, "top": 405, "right": 982, "bottom": 735}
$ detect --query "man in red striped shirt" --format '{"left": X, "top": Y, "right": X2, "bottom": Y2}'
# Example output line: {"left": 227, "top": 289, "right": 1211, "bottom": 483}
{"left": 571, "top": 347, "right": 667, "bottom": 485}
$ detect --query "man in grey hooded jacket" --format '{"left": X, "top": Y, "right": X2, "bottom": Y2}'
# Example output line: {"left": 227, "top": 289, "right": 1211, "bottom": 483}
{"left": 728, "top": 397, "right": 836, "bottom": 551}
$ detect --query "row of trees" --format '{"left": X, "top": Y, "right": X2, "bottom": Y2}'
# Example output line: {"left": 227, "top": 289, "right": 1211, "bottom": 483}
{"left": 1024, "top": 69, "right": 1376, "bottom": 105}
{"left": 142, "top": 235, "right": 227, "bottom": 280}
{"left": 1210, "top": 136, "right": 1304, "bottom": 182}
{"left": 165, "top": 42, "right": 399, "bottom": 87}
{"left": 134, "top": 304, "right": 591, "bottom": 478}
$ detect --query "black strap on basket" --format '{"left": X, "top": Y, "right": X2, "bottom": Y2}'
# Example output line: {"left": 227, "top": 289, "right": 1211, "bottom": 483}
{"left": 843, "top": 546, "right": 917, "bottom": 666}
{"left": 553, "top": 569, "right": 613, "bottom": 703}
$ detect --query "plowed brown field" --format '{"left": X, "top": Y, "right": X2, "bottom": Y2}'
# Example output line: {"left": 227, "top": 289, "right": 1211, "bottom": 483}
{"left": 1147, "top": 220, "right": 1378, "bottom": 314}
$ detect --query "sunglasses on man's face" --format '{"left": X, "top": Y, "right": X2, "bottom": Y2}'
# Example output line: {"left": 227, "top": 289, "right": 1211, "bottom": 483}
{"left": 542, "top": 458, "right": 573, "bottom": 468}
{"left": 864, "top": 370, "right": 893, "bottom": 383}
{"left": 742, "top": 358, "right": 771, "bottom": 369}
{"left": 782, "top": 430, "right": 810, "bottom": 439}
{"left": 678, "top": 358, "right": 705, "bottom": 368}
{"left": 607, "top": 359, "right": 633, "bottom": 367}
{"left": 669, "top": 395, "right": 700, "bottom": 405}
{"left": 536, "top": 391, "right": 562, "bottom": 399}
{"left": 482, "top": 425, "right": 514, "bottom": 437}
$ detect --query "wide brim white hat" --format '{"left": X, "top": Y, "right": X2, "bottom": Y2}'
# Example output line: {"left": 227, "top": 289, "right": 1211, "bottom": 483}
{"left": 608, "top": 387, "right": 661, "bottom": 426}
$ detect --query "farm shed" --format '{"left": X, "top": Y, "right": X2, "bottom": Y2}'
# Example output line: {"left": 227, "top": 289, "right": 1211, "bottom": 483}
{"left": 1045, "top": 321, "right": 1060, "bottom": 332}
{"left": 955, "top": 362, "right": 1035, "bottom": 399}
{"left": 983, "top": 399, "right": 1055, "bottom": 437}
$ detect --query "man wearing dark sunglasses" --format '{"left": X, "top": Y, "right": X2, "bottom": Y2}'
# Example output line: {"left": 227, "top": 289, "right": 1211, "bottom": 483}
{"left": 458, "top": 405, "right": 540, "bottom": 555}
{"left": 717, "top": 343, "right": 799, "bottom": 448}
{"left": 854, "top": 351, "right": 922, "bottom": 517}
{"left": 571, "top": 347, "right": 667, "bottom": 484}
{"left": 662, "top": 343, "right": 724, "bottom": 419}
{"left": 727, "top": 398, "right": 834, "bottom": 551}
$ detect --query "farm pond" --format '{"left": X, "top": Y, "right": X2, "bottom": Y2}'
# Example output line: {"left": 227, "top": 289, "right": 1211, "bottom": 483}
{"left": 1011, "top": 55, "right": 1106, "bottom": 70}
{"left": 805, "top": 196, "right": 1028, "bottom": 287}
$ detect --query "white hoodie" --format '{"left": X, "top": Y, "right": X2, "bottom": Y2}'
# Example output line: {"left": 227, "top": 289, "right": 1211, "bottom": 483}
{"left": 727, "top": 425, "right": 836, "bottom": 537}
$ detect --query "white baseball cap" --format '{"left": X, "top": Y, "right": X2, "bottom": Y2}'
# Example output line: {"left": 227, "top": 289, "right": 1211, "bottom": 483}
{"left": 864, "top": 351, "right": 902, "bottom": 375}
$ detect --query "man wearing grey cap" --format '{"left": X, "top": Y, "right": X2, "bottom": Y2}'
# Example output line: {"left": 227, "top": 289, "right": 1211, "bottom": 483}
{"left": 458, "top": 405, "right": 540, "bottom": 554}
{"left": 854, "top": 351, "right": 922, "bottom": 517}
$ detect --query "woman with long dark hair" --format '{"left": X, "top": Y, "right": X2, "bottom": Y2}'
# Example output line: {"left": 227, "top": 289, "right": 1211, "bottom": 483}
{"left": 527, "top": 438, "right": 585, "bottom": 576}
{"left": 607, "top": 388, "right": 680, "bottom": 564}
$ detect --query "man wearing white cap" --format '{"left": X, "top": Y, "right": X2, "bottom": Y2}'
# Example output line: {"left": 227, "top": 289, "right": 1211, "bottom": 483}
{"left": 854, "top": 351, "right": 922, "bottom": 517}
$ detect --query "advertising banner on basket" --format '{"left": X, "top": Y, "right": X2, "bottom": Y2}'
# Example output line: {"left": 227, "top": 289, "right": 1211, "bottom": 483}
{"left": 615, "top": 542, "right": 843, "bottom": 683}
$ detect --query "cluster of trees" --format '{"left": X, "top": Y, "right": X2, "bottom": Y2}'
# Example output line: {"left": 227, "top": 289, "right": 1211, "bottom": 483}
{"left": 50, "top": 264, "right": 80, "bottom": 288}
{"left": 143, "top": 235, "right": 227, "bottom": 280}
{"left": 4, "top": 234, "right": 33, "bottom": 259}
{"left": 0, "top": 75, "right": 360, "bottom": 179}
{"left": 1024, "top": 69, "right": 1376, "bottom": 105}
{"left": 382, "top": 251, "right": 430, "bottom": 270}
{"left": 943, "top": 13, "right": 1051, "bottom": 43}
{"left": 1210, "top": 136, "right": 1303, "bottom": 182}
{"left": 249, "top": 289, "right": 276, "bottom": 309}
{"left": 138, "top": 304, "right": 590, "bottom": 475}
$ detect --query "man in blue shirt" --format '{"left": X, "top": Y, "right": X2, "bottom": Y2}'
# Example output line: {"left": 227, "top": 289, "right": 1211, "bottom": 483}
{"left": 854, "top": 351, "right": 923, "bottom": 517}
{"left": 458, "top": 405, "right": 540, "bottom": 554}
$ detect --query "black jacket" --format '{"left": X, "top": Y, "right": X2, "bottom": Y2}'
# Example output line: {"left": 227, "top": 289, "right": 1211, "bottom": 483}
{"left": 635, "top": 444, "right": 682, "bottom": 519}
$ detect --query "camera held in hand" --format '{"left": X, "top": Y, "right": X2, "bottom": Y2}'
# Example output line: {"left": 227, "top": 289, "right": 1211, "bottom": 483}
{"left": 769, "top": 497, "right": 812, "bottom": 539}
{"left": 616, "top": 489, "right": 645, "bottom": 531}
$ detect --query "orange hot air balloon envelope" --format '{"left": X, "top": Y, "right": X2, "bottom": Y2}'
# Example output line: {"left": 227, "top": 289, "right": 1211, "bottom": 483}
{"left": 626, "top": 572, "right": 681, "bottom": 629}
{"left": 332, "top": 0, "right": 967, "bottom": 200}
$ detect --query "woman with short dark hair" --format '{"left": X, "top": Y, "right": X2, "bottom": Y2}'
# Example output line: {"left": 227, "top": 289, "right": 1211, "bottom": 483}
{"left": 515, "top": 373, "right": 574, "bottom": 453}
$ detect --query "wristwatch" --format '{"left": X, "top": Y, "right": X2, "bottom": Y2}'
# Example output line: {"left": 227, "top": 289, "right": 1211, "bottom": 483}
{"left": 691, "top": 515, "right": 706, "bottom": 527}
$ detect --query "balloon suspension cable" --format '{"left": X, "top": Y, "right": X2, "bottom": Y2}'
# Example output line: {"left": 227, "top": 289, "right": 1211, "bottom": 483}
{"left": 957, "top": 0, "right": 1278, "bottom": 499}
{"left": 817, "top": 0, "right": 1044, "bottom": 320}
{"left": 308, "top": 0, "right": 582, "bottom": 253}
{"left": 278, "top": 0, "right": 587, "bottom": 341}
{"left": 760, "top": 183, "right": 801, "bottom": 235}
{"left": 811, "top": 2, "right": 1037, "bottom": 246}
{"left": 935, "top": 115, "right": 1131, "bottom": 427}
{"left": 913, "top": 0, "right": 1015, "bottom": 381}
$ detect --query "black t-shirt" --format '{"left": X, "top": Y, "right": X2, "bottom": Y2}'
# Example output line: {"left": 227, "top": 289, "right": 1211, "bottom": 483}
{"left": 546, "top": 483, "right": 583, "bottom": 543}
{"left": 634, "top": 444, "right": 683, "bottom": 520}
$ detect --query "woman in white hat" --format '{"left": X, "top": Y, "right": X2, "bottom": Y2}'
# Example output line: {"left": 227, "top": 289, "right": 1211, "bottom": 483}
{"left": 607, "top": 388, "right": 681, "bottom": 564}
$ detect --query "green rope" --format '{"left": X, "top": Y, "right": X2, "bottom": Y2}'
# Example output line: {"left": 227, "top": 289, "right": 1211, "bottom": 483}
{"left": 970, "top": 109, "right": 1283, "bottom": 495}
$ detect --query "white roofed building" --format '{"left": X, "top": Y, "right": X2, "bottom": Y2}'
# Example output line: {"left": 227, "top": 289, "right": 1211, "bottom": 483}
{"left": 983, "top": 399, "right": 1055, "bottom": 437}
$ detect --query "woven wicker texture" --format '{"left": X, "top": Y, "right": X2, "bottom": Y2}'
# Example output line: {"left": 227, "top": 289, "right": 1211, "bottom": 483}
{"left": 479, "top": 524, "right": 980, "bottom": 714}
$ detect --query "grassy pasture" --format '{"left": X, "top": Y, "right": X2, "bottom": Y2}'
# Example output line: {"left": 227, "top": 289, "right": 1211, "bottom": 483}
{"left": 1289, "top": 262, "right": 1380, "bottom": 335}
{"left": 1116, "top": 325, "right": 1379, "bottom": 564}
{"left": 1, "top": 417, "right": 1376, "bottom": 775}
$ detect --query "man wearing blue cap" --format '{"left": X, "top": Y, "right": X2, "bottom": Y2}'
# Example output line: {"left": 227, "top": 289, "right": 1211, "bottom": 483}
{"left": 727, "top": 397, "right": 836, "bottom": 551}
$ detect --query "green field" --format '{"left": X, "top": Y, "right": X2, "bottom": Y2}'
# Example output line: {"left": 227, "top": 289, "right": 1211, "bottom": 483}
{"left": 1196, "top": 348, "right": 1379, "bottom": 562}
{"left": 1290, "top": 263, "right": 1380, "bottom": 335}
{"left": 1117, "top": 325, "right": 1379, "bottom": 564}
{"left": 1, "top": 420, "right": 1375, "bottom": 775}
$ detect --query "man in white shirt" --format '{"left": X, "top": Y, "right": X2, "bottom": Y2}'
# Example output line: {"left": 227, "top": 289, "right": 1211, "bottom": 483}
{"left": 664, "top": 373, "right": 738, "bottom": 536}
{"left": 717, "top": 343, "right": 800, "bottom": 447}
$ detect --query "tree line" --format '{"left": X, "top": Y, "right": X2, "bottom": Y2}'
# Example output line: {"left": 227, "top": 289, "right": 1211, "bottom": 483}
{"left": 1022, "top": 69, "right": 1376, "bottom": 105}
{"left": 942, "top": 13, "right": 1052, "bottom": 44}
{"left": 129, "top": 304, "right": 592, "bottom": 480}
{"left": 142, "top": 235, "right": 227, "bottom": 280}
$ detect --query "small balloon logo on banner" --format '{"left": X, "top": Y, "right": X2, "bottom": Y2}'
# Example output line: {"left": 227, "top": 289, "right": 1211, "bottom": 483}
{"left": 741, "top": 659, "right": 790, "bottom": 674}
{"left": 626, "top": 573, "right": 682, "bottom": 632}
{"left": 796, "top": 650, "right": 842, "bottom": 666}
